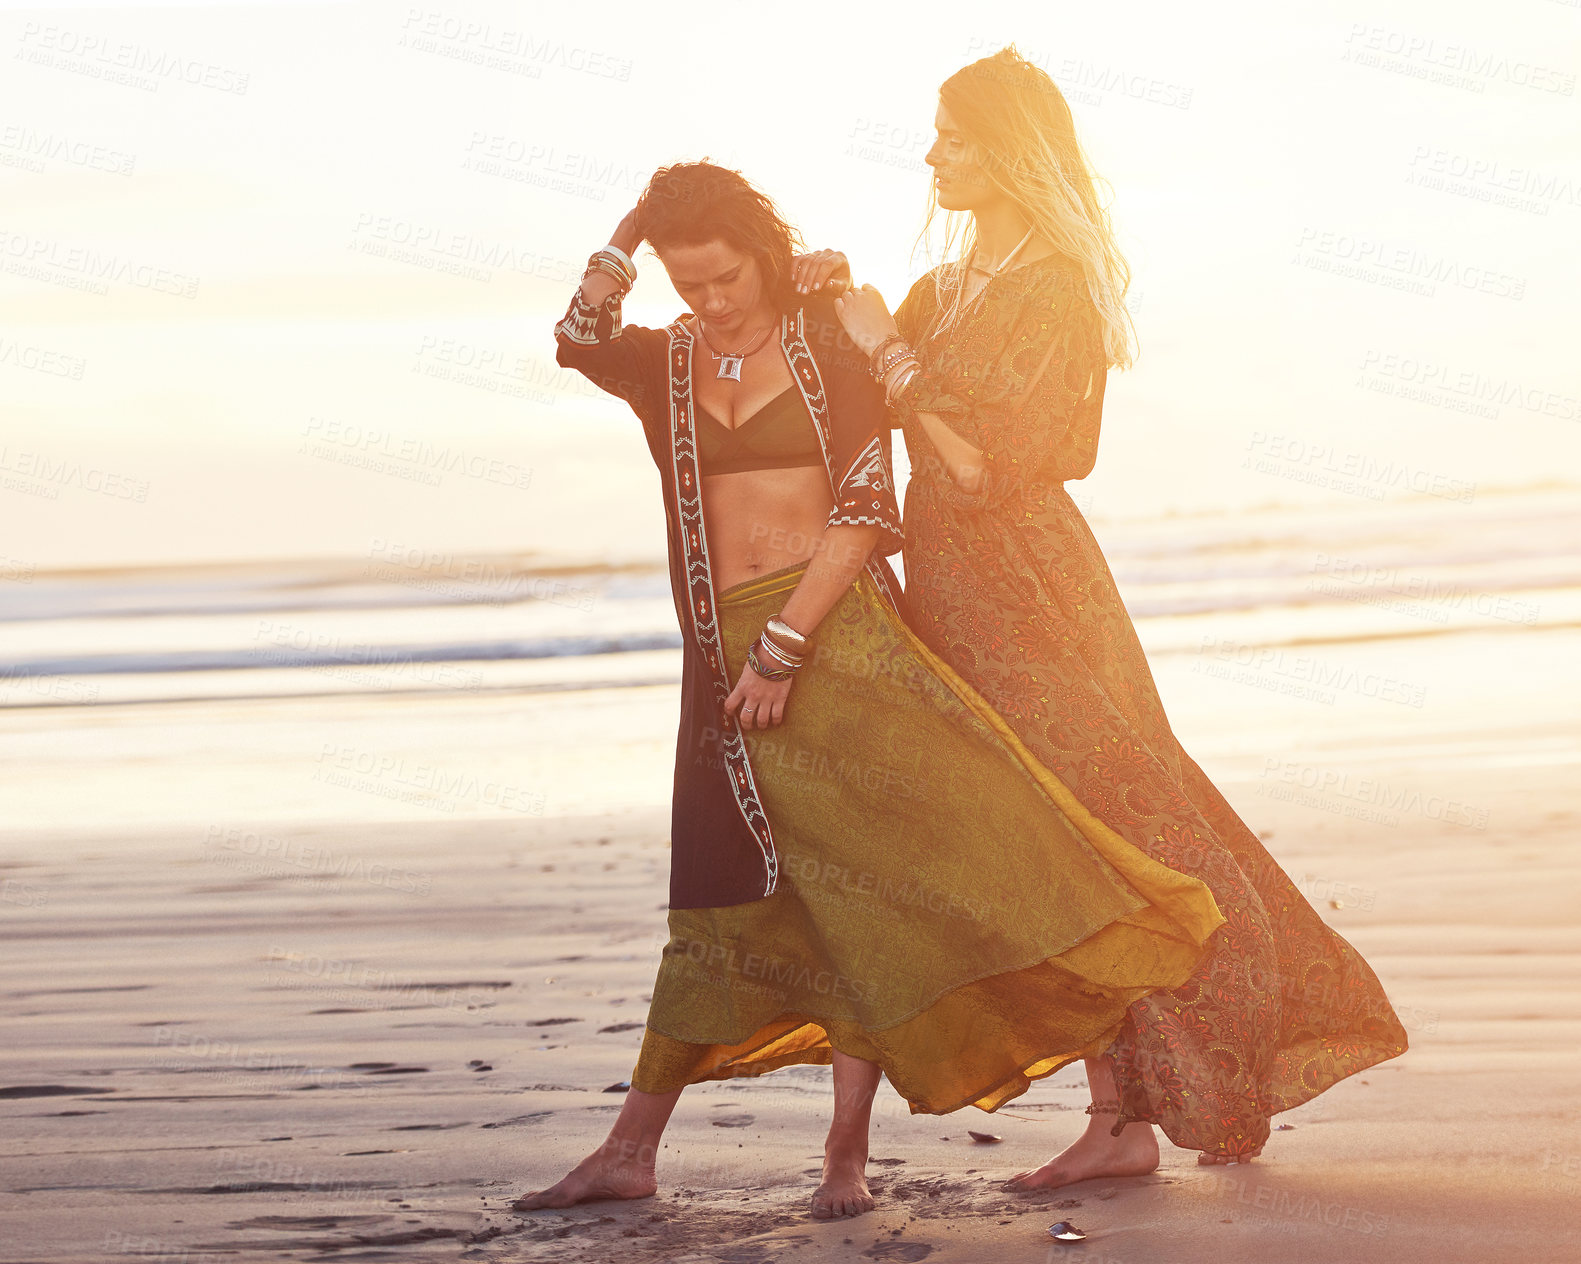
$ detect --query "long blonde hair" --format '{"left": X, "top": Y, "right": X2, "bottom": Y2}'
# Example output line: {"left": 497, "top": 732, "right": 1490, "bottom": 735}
{"left": 920, "top": 45, "right": 1137, "bottom": 370}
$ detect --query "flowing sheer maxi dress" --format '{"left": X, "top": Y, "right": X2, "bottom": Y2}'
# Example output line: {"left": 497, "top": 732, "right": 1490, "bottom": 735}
{"left": 890, "top": 256, "right": 1409, "bottom": 1157}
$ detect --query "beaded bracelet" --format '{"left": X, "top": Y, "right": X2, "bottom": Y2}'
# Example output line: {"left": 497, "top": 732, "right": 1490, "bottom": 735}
{"left": 746, "top": 639, "right": 797, "bottom": 682}
{"left": 867, "top": 334, "right": 907, "bottom": 369}
{"left": 870, "top": 340, "right": 917, "bottom": 382}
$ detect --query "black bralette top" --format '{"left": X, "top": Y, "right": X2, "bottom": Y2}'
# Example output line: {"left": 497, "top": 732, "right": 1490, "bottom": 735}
{"left": 696, "top": 385, "right": 823, "bottom": 476}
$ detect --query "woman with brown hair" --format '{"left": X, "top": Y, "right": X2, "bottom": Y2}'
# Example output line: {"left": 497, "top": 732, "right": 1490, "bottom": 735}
{"left": 515, "top": 160, "right": 1225, "bottom": 1217}
{"left": 819, "top": 46, "right": 1408, "bottom": 1185}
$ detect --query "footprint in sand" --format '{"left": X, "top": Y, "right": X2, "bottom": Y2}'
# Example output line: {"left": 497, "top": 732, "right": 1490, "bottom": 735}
{"left": 709, "top": 1113, "right": 754, "bottom": 1128}
{"left": 480, "top": 1112, "right": 554, "bottom": 1129}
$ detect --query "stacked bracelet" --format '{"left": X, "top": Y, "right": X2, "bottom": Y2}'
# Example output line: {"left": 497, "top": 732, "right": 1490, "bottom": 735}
{"left": 583, "top": 247, "right": 637, "bottom": 294}
{"left": 746, "top": 612, "right": 810, "bottom": 683}
{"left": 869, "top": 338, "right": 917, "bottom": 382}
{"left": 884, "top": 361, "right": 921, "bottom": 406}
{"left": 867, "top": 334, "right": 906, "bottom": 369}
{"left": 764, "top": 615, "right": 808, "bottom": 655}
{"left": 746, "top": 638, "right": 797, "bottom": 682}
{"left": 756, "top": 634, "right": 800, "bottom": 670}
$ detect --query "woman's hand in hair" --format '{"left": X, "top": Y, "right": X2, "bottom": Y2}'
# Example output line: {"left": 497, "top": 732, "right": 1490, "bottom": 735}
{"left": 611, "top": 206, "right": 643, "bottom": 256}
{"left": 792, "top": 249, "right": 851, "bottom": 295}
{"left": 833, "top": 284, "right": 899, "bottom": 357}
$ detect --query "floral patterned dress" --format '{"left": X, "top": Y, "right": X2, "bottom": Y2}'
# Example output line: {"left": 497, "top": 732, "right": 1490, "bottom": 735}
{"left": 891, "top": 255, "right": 1408, "bottom": 1157}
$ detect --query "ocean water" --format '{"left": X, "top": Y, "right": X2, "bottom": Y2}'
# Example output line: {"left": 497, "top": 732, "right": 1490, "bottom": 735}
{"left": 4, "top": 484, "right": 1576, "bottom": 711}
{"left": 4, "top": 0, "right": 1576, "bottom": 721}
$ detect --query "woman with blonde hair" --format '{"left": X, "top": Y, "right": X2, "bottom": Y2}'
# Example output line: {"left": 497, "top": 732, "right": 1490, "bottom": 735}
{"left": 820, "top": 46, "right": 1408, "bottom": 1184}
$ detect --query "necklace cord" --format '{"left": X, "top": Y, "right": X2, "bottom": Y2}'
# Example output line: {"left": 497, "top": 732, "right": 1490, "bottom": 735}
{"left": 694, "top": 313, "right": 776, "bottom": 358}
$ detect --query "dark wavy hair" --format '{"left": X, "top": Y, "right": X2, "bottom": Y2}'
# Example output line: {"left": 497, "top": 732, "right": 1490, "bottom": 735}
{"left": 636, "top": 161, "right": 803, "bottom": 312}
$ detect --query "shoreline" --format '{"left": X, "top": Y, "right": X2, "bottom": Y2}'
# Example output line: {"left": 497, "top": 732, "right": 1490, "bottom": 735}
{"left": 1, "top": 619, "right": 1577, "bottom": 1260}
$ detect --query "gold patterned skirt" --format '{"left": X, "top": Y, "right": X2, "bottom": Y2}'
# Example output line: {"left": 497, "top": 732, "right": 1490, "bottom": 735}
{"left": 631, "top": 562, "right": 1226, "bottom": 1114}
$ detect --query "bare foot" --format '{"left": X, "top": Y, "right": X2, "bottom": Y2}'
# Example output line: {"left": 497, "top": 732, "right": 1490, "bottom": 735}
{"left": 513, "top": 1142, "right": 658, "bottom": 1211}
{"left": 1002, "top": 1117, "right": 1159, "bottom": 1192}
{"left": 1198, "top": 1146, "right": 1262, "bottom": 1166}
{"left": 811, "top": 1125, "right": 874, "bottom": 1219}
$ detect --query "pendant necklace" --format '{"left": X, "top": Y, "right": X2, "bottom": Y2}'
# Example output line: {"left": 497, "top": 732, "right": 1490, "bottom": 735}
{"left": 962, "top": 226, "right": 1037, "bottom": 313}
{"left": 693, "top": 315, "right": 776, "bottom": 381}
{"left": 967, "top": 227, "right": 1036, "bottom": 279}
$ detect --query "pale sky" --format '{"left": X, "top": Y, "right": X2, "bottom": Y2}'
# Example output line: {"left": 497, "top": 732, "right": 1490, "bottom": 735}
{"left": 1, "top": 0, "right": 1577, "bottom": 570}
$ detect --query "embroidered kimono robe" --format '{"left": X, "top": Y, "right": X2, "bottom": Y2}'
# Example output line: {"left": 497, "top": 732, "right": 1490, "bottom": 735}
{"left": 555, "top": 284, "right": 905, "bottom": 909}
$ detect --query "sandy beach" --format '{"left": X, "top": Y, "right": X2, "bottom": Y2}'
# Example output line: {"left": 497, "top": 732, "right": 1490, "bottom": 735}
{"left": 3, "top": 607, "right": 1577, "bottom": 1264}
{"left": 4, "top": 0, "right": 1577, "bottom": 1258}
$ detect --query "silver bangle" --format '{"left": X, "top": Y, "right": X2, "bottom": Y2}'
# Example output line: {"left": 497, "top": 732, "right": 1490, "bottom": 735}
{"left": 885, "top": 362, "right": 921, "bottom": 406}
{"left": 755, "top": 634, "right": 803, "bottom": 670}
{"left": 602, "top": 243, "right": 637, "bottom": 279}
{"left": 765, "top": 615, "right": 808, "bottom": 652}
{"left": 584, "top": 257, "right": 633, "bottom": 294}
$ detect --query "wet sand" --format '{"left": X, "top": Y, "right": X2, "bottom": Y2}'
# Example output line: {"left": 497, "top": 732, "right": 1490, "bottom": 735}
{"left": 1, "top": 623, "right": 1577, "bottom": 1263}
